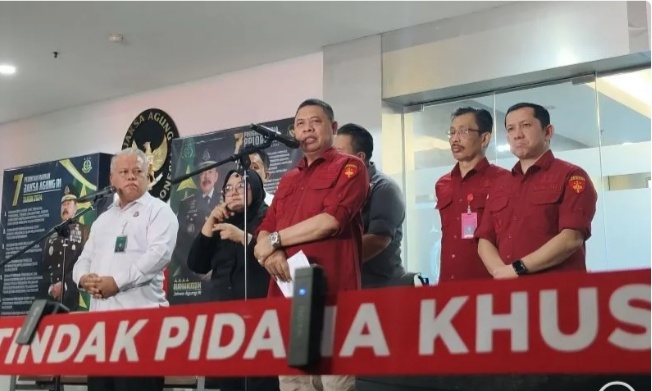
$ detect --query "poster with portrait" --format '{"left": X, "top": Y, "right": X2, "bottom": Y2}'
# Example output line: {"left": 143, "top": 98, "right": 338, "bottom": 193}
{"left": 0, "top": 153, "right": 112, "bottom": 316}
{"left": 167, "top": 118, "right": 298, "bottom": 304}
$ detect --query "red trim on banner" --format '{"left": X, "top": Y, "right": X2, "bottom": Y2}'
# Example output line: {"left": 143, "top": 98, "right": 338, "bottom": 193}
{"left": 0, "top": 269, "right": 649, "bottom": 377}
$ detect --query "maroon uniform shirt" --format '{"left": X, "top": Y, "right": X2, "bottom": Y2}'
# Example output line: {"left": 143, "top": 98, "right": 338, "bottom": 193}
{"left": 435, "top": 158, "right": 510, "bottom": 281}
{"left": 475, "top": 150, "right": 598, "bottom": 273}
{"left": 257, "top": 147, "right": 369, "bottom": 297}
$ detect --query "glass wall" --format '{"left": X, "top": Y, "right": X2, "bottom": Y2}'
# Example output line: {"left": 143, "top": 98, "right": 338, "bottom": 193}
{"left": 401, "top": 67, "right": 651, "bottom": 281}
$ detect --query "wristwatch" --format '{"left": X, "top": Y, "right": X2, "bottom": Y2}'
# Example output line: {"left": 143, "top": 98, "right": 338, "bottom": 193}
{"left": 268, "top": 231, "right": 282, "bottom": 250}
{"left": 512, "top": 259, "right": 529, "bottom": 276}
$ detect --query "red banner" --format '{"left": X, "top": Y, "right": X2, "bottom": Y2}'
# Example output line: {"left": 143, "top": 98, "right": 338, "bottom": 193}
{"left": 0, "top": 269, "right": 649, "bottom": 377}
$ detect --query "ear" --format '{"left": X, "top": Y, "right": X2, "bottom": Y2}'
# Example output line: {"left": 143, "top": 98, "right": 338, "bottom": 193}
{"left": 357, "top": 152, "right": 367, "bottom": 162}
{"left": 331, "top": 121, "right": 338, "bottom": 134}
{"left": 481, "top": 132, "right": 492, "bottom": 149}
{"left": 264, "top": 172, "right": 270, "bottom": 180}
{"left": 544, "top": 124, "right": 555, "bottom": 143}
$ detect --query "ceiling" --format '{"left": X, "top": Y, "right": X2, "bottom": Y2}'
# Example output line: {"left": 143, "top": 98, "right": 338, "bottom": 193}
{"left": 0, "top": 1, "right": 508, "bottom": 125}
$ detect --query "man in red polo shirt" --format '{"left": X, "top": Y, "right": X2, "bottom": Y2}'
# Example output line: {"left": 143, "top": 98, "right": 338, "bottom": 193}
{"left": 254, "top": 98, "right": 368, "bottom": 391}
{"left": 476, "top": 102, "right": 598, "bottom": 279}
{"left": 435, "top": 107, "right": 509, "bottom": 282}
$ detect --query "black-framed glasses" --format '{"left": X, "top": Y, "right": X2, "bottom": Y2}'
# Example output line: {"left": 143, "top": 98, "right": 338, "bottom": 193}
{"left": 223, "top": 182, "right": 246, "bottom": 195}
{"left": 447, "top": 127, "right": 481, "bottom": 138}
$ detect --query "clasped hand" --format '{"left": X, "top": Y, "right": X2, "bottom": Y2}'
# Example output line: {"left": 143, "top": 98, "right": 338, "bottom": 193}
{"left": 254, "top": 235, "right": 291, "bottom": 282}
{"left": 80, "top": 273, "right": 119, "bottom": 299}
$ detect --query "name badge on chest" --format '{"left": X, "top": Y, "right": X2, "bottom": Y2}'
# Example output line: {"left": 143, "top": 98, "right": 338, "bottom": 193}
{"left": 115, "top": 220, "right": 129, "bottom": 253}
{"left": 115, "top": 236, "right": 128, "bottom": 253}
{"left": 461, "top": 193, "right": 477, "bottom": 239}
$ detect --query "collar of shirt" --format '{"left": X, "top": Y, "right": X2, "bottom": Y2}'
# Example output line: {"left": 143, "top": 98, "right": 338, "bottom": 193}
{"left": 109, "top": 191, "right": 153, "bottom": 211}
{"left": 511, "top": 149, "right": 555, "bottom": 177}
{"left": 296, "top": 147, "right": 338, "bottom": 171}
{"left": 451, "top": 157, "right": 490, "bottom": 179}
{"left": 203, "top": 188, "right": 215, "bottom": 200}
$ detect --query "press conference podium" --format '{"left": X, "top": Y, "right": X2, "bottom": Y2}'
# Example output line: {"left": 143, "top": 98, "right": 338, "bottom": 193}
{"left": 3, "top": 269, "right": 650, "bottom": 391}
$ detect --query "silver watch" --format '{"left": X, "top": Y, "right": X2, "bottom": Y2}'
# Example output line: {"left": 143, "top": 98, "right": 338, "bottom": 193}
{"left": 268, "top": 231, "right": 282, "bottom": 249}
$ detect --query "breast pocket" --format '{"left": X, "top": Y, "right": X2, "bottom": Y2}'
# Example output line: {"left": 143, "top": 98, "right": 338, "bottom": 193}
{"left": 307, "top": 176, "right": 338, "bottom": 215}
{"left": 527, "top": 191, "right": 562, "bottom": 234}
{"left": 486, "top": 196, "right": 510, "bottom": 234}
{"left": 124, "top": 219, "right": 148, "bottom": 255}
{"left": 435, "top": 193, "right": 454, "bottom": 230}
{"left": 267, "top": 185, "right": 296, "bottom": 230}
{"left": 471, "top": 192, "right": 488, "bottom": 213}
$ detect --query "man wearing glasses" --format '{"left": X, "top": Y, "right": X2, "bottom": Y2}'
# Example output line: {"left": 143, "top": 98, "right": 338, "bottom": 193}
{"left": 434, "top": 107, "right": 509, "bottom": 282}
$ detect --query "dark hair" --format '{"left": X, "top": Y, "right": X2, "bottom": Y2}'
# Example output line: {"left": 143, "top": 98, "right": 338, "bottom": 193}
{"left": 451, "top": 107, "right": 493, "bottom": 134}
{"left": 504, "top": 102, "right": 550, "bottom": 128}
{"left": 296, "top": 98, "right": 335, "bottom": 122}
{"left": 336, "top": 123, "right": 374, "bottom": 162}
{"left": 250, "top": 149, "right": 270, "bottom": 170}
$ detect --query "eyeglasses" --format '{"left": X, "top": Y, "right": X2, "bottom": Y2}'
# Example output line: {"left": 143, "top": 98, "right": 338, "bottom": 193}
{"left": 223, "top": 182, "right": 246, "bottom": 195}
{"left": 447, "top": 128, "right": 481, "bottom": 139}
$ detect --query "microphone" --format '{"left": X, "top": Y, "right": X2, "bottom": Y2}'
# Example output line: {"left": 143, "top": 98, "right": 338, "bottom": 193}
{"left": 76, "top": 186, "right": 116, "bottom": 203}
{"left": 250, "top": 123, "right": 300, "bottom": 149}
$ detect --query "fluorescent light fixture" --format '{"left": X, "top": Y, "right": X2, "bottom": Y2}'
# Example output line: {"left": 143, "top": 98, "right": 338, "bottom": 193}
{"left": 0, "top": 64, "right": 16, "bottom": 75}
{"left": 583, "top": 69, "right": 651, "bottom": 118}
{"left": 496, "top": 144, "right": 511, "bottom": 153}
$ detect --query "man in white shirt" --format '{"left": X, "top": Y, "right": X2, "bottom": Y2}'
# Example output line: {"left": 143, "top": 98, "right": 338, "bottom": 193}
{"left": 72, "top": 147, "right": 178, "bottom": 391}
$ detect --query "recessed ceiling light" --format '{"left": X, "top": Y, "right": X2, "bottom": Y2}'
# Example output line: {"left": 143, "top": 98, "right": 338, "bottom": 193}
{"left": 0, "top": 64, "right": 16, "bottom": 76}
{"left": 109, "top": 33, "right": 124, "bottom": 43}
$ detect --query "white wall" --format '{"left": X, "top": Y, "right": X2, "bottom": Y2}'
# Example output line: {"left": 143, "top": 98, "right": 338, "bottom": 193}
{"left": 0, "top": 51, "right": 323, "bottom": 391}
{"left": 0, "top": 52, "right": 324, "bottom": 200}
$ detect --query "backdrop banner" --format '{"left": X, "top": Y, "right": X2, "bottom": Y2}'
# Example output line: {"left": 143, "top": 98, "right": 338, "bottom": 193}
{"left": 167, "top": 118, "right": 297, "bottom": 304}
{"left": 0, "top": 153, "right": 113, "bottom": 316}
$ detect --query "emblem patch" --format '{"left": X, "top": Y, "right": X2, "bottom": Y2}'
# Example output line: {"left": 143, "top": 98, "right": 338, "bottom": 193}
{"left": 569, "top": 175, "right": 586, "bottom": 194}
{"left": 343, "top": 163, "right": 358, "bottom": 179}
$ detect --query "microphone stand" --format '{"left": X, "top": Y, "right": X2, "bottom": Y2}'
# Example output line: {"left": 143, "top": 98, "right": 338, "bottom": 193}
{"left": 0, "top": 199, "right": 98, "bottom": 391}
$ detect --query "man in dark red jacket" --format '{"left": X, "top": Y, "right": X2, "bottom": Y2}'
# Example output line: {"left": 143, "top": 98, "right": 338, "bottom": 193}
{"left": 476, "top": 102, "right": 597, "bottom": 279}
{"left": 435, "top": 107, "right": 509, "bottom": 282}
{"left": 255, "top": 98, "right": 369, "bottom": 391}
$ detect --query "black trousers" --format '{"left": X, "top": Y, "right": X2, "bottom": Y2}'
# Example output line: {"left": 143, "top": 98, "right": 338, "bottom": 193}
{"left": 87, "top": 376, "right": 164, "bottom": 391}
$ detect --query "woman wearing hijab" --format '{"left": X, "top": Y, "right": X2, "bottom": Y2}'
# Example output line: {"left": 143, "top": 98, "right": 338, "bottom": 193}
{"left": 187, "top": 169, "right": 278, "bottom": 391}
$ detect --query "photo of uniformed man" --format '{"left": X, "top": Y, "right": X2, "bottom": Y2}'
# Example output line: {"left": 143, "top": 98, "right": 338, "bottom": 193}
{"left": 173, "top": 148, "right": 229, "bottom": 283}
{"left": 41, "top": 184, "right": 89, "bottom": 311}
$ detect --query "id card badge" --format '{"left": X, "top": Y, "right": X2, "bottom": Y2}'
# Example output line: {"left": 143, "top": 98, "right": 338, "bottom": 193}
{"left": 461, "top": 212, "right": 478, "bottom": 239}
{"left": 115, "top": 235, "right": 128, "bottom": 253}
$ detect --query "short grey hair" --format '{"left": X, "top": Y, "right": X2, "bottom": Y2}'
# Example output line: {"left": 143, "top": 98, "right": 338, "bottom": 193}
{"left": 110, "top": 147, "right": 149, "bottom": 173}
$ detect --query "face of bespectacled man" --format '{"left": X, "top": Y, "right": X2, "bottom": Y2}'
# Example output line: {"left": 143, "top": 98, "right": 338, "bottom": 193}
{"left": 448, "top": 112, "right": 490, "bottom": 162}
